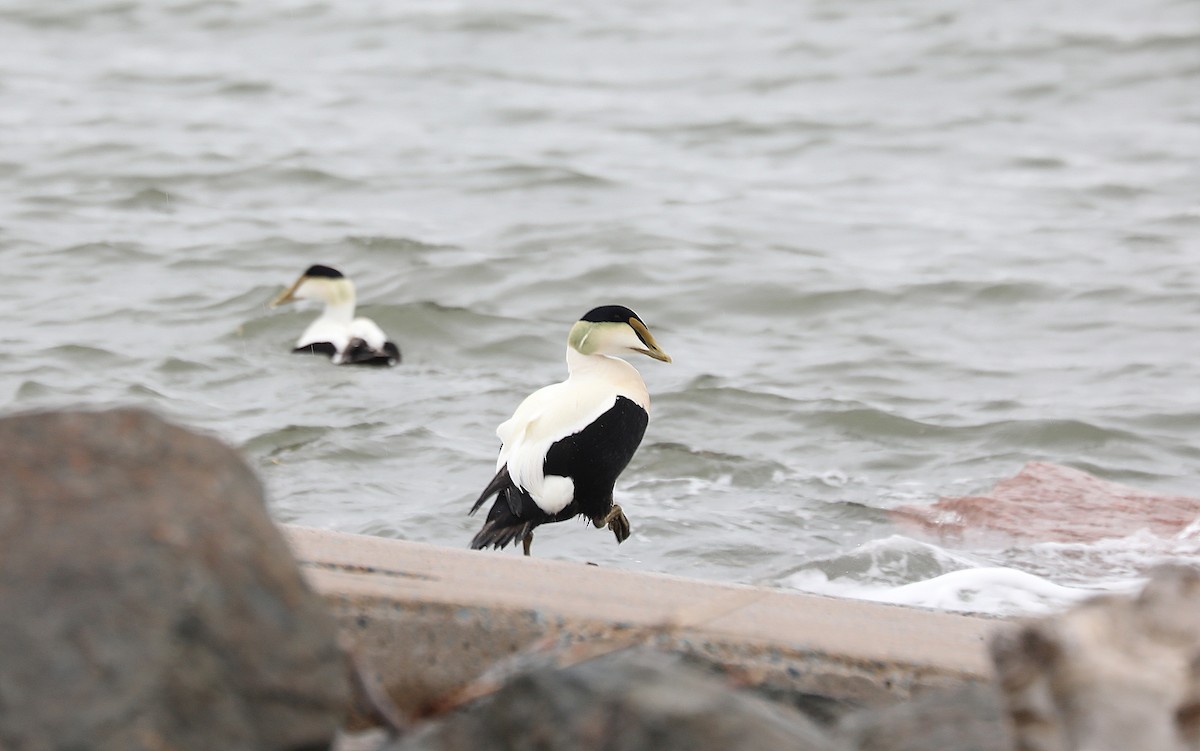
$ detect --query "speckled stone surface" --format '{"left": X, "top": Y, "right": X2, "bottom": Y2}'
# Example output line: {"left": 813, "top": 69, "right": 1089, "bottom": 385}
{"left": 286, "top": 526, "right": 998, "bottom": 720}
{"left": 387, "top": 649, "right": 849, "bottom": 751}
{"left": 990, "top": 565, "right": 1200, "bottom": 751}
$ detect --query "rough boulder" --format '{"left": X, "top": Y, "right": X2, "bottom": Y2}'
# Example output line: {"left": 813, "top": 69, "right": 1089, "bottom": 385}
{"left": 0, "top": 408, "right": 350, "bottom": 751}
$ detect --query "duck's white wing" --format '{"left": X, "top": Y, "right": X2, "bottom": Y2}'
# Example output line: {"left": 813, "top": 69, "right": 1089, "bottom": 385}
{"left": 496, "top": 378, "right": 620, "bottom": 514}
{"left": 348, "top": 316, "right": 390, "bottom": 350}
{"left": 297, "top": 318, "right": 351, "bottom": 351}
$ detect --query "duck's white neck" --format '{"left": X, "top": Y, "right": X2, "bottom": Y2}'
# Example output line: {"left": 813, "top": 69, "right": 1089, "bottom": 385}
{"left": 565, "top": 346, "right": 650, "bottom": 409}
{"left": 566, "top": 346, "right": 621, "bottom": 374}
{"left": 318, "top": 299, "right": 355, "bottom": 325}
{"left": 316, "top": 281, "right": 357, "bottom": 325}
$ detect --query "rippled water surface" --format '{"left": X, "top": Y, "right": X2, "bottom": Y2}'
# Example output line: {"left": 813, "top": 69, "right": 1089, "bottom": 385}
{"left": 3, "top": 0, "right": 1199, "bottom": 615}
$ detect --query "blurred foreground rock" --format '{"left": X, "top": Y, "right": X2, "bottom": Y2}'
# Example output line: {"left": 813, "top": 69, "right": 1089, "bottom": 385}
{"left": 289, "top": 527, "right": 994, "bottom": 722}
{"left": 835, "top": 683, "right": 1011, "bottom": 751}
{"left": 894, "top": 461, "right": 1200, "bottom": 542}
{"left": 13, "top": 409, "right": 1184, "bottom": 751}
{"left": 353, "top": 647, "right": 1014, "bottom": 751}
{"left": 291, "top": 527, "right": 999, "bottom": 751}
{"left": 0, "top": 408, "right": 350, "bottom": 751}
{"left": 362, "top": 566, "right": 1200, "bottom": 751}
{"left": 386, "top": 649, "right": 847, "bottom": 751}
{"left": 990, "top": 565, "right": 1200, "bottom": 751}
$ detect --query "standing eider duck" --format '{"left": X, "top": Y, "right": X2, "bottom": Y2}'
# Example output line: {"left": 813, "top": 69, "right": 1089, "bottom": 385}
{"left": 469, "top": 305, "right": 671, "bottom": 556}
{"left": 270, "top": 265, "right": 400, "bottom": 366}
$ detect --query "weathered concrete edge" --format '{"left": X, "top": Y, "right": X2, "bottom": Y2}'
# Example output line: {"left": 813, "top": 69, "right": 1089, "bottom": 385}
{"left": 284, "top": 525, "right": 1001, "bottom": 714}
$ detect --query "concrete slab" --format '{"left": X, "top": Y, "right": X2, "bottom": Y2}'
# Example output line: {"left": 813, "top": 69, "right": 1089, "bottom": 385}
{"left": 285, "top": 525, "right": 1000, "bottom": 717}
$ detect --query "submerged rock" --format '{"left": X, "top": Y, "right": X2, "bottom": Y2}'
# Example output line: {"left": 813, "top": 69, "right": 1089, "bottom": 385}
{"left": 389, "top": 648, "right": 847, "bottom": 751}
{"left": 990, "top": 564, "right": 1200, "bottom": 751}
{"left": 894, "top": 461, "right": 1200, "bottom": 542}
{"left": 0, "top": 408, "right": 350, "bottom": 751}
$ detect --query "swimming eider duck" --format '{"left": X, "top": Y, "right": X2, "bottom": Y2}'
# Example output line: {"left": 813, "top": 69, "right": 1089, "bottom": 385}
{"left": 270, "top": 264, "right": 400, "bottom": 366}
{"left": 469, "top": 305, "right": 671, "bottom": 556}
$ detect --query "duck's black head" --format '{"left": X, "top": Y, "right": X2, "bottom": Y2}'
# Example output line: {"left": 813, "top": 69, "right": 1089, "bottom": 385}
{"left": 580, "top": 305, "right": 643, "bottom": 326}
{"left": 303, "top": 264, "right": 344, "bottom": 279}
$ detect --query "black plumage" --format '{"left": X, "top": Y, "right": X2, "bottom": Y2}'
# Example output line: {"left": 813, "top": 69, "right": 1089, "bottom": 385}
{"left": 303, "top": 264, "right": 344, "bottom": 278}
{"left": 272, "top": 265, "right": 400, "bottom": 366}
{"left": 341, "top": 338, "right": 401, "bottom": 366}
{"left": 470, "top": 395, "right": 647, "bottom": 552}
{"left": 293, "top": 342, "right": 339, "bottom": 358}
{"left": 467, "top": 305, "right": 670, "bottom": 556}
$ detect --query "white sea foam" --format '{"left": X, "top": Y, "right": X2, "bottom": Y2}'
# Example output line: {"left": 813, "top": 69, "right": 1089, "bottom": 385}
{"left": 784, "top": 530, "right": 1187, "bottom": 616}
{"left": 786, "top": 565, "right": 1136, "bottom": 617}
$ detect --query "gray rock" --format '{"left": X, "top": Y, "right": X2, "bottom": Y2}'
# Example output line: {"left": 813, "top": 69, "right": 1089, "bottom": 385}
{"left": 836, "top": 682, "right": 1011, "bottom": 751}
{"left": 0, "top": 408, "right": 350, "bottom": 751}
{"left": 389, "top": 648, "right": 847, "bottom": 751}
{"left": 990, "top": 564, "right": 1200, "bottom": 751}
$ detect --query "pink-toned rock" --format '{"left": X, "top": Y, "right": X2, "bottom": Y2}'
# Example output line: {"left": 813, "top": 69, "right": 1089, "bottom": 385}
{"left": 894, "top": 462, "right": 1200, "bottom": 543}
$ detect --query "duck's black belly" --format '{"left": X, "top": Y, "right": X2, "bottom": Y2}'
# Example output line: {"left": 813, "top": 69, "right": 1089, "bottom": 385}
{"left": 542, "top": 395, "right": 649, "bottom": 520}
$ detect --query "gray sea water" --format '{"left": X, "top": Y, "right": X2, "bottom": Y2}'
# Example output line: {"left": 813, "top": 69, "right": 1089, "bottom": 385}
{"left": 3, "top": 0, "right": 1199, "bottom": 615}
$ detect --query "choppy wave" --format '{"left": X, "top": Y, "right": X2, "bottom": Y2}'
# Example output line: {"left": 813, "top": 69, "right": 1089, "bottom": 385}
{"left": 2, "top": 0, "right": 1198, "bottom": 615}
{"left": 788, "top": 566, "right": 1130, "bottom": 616}
{"left": 783, "top": 535, "right": 1159, "bottom": 616}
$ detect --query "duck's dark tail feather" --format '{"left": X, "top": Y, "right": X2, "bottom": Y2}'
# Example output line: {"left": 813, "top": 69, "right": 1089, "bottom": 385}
{"left": 470, "top": 466, "right": 513, "bottom": 516}
{"left": 470, "top": 515, "right": 536, "bottom": 551}
{"left": 341, "top": 338, "right": 401, "bottom": 367}
{"left": 469, "top": 466, "right": 538, "bottom": 551}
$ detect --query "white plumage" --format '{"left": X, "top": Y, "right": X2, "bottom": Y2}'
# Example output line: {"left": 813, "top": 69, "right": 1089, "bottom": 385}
{"left": 271, "top": 265, "right": 400, "bottom": 367}
{"left": 497, "top": 349, "right": 650, "bottom": 514}
{"left": 470, "top": 305, "right": 670, "bottom": 556}
{"left": 295, "top": 313, "right": 391, "bottom": 364}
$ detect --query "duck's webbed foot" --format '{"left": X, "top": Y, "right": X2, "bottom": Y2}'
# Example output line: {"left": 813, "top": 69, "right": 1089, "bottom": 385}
{"left": 593, "top": 504, "right": 631, "bottom": 544}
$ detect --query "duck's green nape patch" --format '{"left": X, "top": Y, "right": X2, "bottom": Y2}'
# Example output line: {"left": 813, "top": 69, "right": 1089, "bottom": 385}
{"left": 568, "top": 320, "right": 624, "bottom": 356}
